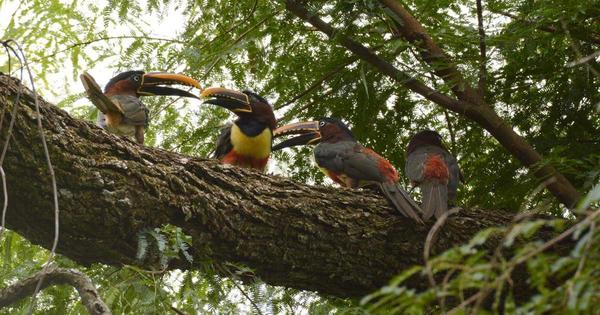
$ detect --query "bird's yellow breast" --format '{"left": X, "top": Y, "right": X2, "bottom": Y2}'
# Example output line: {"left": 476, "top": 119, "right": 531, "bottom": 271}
{"left": 230, "top": 124, "right": 272, "bottom": 159}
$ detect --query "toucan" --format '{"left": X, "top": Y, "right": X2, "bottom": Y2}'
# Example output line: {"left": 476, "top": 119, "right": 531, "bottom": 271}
{"left": 80, "top": 70, "right": 201, "bottom": 144}
{"left": 200, "top": 87, "right": 277, "bottom": 171}
{"left": 405, "top": 130, "right": 462, "bottom": 220}
{"left": 273, "top": 118, "right": 423, "bottom": 223}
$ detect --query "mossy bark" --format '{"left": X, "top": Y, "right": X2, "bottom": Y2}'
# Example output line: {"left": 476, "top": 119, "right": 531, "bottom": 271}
{"left": 0, "top": 74, "right": 560, "bottom": 298}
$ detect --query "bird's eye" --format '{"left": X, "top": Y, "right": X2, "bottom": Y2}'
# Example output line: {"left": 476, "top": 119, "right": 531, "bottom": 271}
{"left": 319, "top": 121, "right": 326, "bottom": 127}
{"left": 133, "top": 75, "right": 141, "bottom": 81}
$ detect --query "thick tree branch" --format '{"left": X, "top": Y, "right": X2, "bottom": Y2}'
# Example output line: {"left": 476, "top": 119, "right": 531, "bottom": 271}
{"left": 0, "top": 74, "right": 571, "bottom": 299}
{"left": 283, "top": 0, "right": 581, "bottom": 208}
{"left": 0, "top": 264, "right": 111, "bottom": 315}
{"left": 379, "top": 0, "right": 481, "bottom": 104}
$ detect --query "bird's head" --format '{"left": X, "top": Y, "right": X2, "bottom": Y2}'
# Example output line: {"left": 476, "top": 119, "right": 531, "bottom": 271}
{"left": 200, "top": 87, "right": 277, "bottom": 130}
{"left": 271, "top": 117, "right": 355, "bottom": 151}
{"left": 406, "top": 130, "right": 447, "bottom": 154}
{"left": 104, "top": 70, "right": 201, "bottom": 99}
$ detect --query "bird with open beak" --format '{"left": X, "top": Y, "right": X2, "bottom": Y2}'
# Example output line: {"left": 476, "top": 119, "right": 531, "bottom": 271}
{"left": 405, "top": 130, "right": 462, "bottom": 220}
{"left": 272, "top": 118, "right": 423, "bottom": 223}
{"left": 200, "top": 87, "right": 277, "bottom": 171}
{"left": 80, "top": 70, "right": 201, "bottom": 144}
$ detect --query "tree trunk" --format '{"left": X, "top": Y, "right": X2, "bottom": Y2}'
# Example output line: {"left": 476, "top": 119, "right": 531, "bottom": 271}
{"left": 0, "top": 74, "right": 564, "bottom": 298}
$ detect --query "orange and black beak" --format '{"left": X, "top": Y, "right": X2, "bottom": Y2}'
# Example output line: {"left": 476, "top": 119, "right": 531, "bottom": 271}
{"left": 200, "top": 87, "right": 252, "bottom": 113}
{"left": 138, "top": 72, "right": 201, "bottom": 98}
{"left": 272, "top": 121, "right": 322, "bottom": 151}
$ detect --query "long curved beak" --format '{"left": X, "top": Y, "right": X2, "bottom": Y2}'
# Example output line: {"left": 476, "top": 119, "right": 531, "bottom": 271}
{"left": 200, "top": 87, "right": 252, "bottom": 113}
{"left": 272, "top": 121, "right": 322, "bottom": 151}
{"left": 138, "top": 72, "right": 201, "bottom": 98}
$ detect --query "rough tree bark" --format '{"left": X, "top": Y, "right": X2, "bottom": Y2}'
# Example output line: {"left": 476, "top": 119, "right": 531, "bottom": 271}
{"left": 0, "top": 74, "right": 565, "bottom": 299}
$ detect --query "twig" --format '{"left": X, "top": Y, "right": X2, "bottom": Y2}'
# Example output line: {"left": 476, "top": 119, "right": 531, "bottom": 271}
{"left": 0, "top": 41, "right": 24, "bottom": 240}
{"left": 3, "top": 39, "right": 61, "bottom": 315}
{"left": 560, "top": 19, "right": 600, "bottom": 78}
{"left": 214, "top": 263, "right": 264, "bottom": 315}
{"left": 423, "top": 207, "right": 461, "bottom": 311}
{"left": 29, "top": 35, "right": 187, "bottom": 64}
{"left": 448, "top": 209, "right": 600, "bottom": 314}
{"left": 475, "top": 0, "right": 487, "bottom": 96}
{"left": 566, "top": 50, "right": 600, "bottom": 68}
{"left": 0, "top": 264, "right": 111, "bottom": 315}
{"left": 492, "top": 10, "right": 600, "bottom": 45}
{"left": 275, "top": 55, "right": 359, "bottom": 110}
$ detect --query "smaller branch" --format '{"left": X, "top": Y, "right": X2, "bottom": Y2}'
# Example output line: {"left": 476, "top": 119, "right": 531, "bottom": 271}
{"left": 214, "top": 264, "right": 263, "bottom": 315}
{"left": 475, "top": 0, "right": 487, "bottom": 96}
{"left": 560, "top": 20, "right": 600, "bottom": 78}
{"left": 442, "top": 109, "right": 457, "bottom": 155}
{"left": 28, "top": 36, "right": 187, "bottom": 64}
{"left": 492, "top": 10, "right": 600, "bottom": 45}
{"left": 275, "top": 56, "right": 359, "bottom": 110}
{"left": 0, "top": 265, "right": 111, "bottom": 315}
{"left": 566, "top": 50, "right": 600, "bottom": 68}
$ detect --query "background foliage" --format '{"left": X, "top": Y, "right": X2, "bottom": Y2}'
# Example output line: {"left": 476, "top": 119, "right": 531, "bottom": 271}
{"left": 0, "top": 0, "right": 598, "bottom": 313}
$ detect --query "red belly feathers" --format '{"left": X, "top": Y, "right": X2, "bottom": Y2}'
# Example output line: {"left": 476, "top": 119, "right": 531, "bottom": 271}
{"left": 222, "top": 150, "right": 269, "bottom": 171}
{"left": 423, "top": 154, "right": 449, "bottom": 182}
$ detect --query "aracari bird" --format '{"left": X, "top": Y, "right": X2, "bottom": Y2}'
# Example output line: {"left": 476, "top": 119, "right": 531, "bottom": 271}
{"left": 200, "top": 87, "right": 276, "bottom": 171}
{"left": 80, "top": 70, "right": 201, "bottom": 144}
{"left": 273, "top": 118, "right": 423, "bottom": 223}
{"left": 405, "top": 130, "right": 461, "bottom": 220}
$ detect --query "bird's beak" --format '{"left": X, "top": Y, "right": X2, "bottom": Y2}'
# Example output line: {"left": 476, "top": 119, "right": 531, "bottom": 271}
{"left": 138, "top": 72, "right": 201, "bottom": 99}
{"left": 272, "top": 121, "right": 322, "bottom": 151}
{"left": 200, "top": 87, "right": 252, "bottom": 113}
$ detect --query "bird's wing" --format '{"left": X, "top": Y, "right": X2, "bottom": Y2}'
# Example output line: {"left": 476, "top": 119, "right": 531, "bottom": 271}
{"left": 313, "top": 141, "right": 354, "bottom": 174}
{"left": 444, "top": 149, "right": 461, "bottom": 201}
{"left": 110, "top": 95, "right": 148, "bottom": 126}
{"left": 405, "top": 150, "right": 428, "bottom": 183}
{"left": 316, "top": 142, "right": 395, "bottom": 183}
{"left": 80, "top": 71, "right": 124, "bottom": 115}
{"left": 213, "top": 123, "right": 234, "bottom": 159}
{"left": 341, "top": 145, "right": 395, "bottom": 183}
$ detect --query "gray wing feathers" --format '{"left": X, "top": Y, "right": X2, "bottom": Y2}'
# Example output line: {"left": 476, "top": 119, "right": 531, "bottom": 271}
{"left": 314, "top": 141, "right": 354, "bottom": 174}
{"left": 314, "top": 142, "right": 385, "bottom": 182}
{"left": 446, "top": 153, "right": 460, "bottom": 202}
{"left": 80, "top": 71, "right": 124, "bottom": 115}
{"left": 379, "top": 182, "right": 423, "bottom": 224}
{"left": 213, "top": 123, "right": 233, "bottom": 159}
{"left": 110, "top": 95, "right": 148, "bottom": 126}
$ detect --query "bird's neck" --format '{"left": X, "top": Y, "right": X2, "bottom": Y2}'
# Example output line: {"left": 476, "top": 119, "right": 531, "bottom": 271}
{"left": 235, "top": 118, "right": 268, "bottom": 137}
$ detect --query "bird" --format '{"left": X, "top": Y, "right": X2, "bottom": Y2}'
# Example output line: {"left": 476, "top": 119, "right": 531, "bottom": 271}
{"left": 80, "top": 70, "right": 201, "bottom": 144}
{"left": 272, "top": 117, "right": 423, "bottom": 223}
{"left": 200, "top": 87, "right": 277, "bottom": 171}
{"left": 405, "top": 130, "right": 461, "bottom": 221}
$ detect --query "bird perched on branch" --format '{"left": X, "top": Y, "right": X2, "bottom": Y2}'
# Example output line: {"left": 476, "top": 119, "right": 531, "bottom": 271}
{"left": 405, "top": 130, "right": 462, "bottom": 221}
{"left": 80, "top": 70, "right": 201, "bottom": 144}
{"left": 272, "top": 118, "right": 423, "bottom": 223}
{"left": 200, "top": 87, "right": 276, "bottom": 171}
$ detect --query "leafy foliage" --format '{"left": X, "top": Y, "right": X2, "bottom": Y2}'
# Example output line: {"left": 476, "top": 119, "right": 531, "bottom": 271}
{"left": 0, "top": 0, "right": 599, "bottom": 313}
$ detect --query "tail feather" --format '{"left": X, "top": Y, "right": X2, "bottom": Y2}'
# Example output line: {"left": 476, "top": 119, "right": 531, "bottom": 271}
{"left": 80, "top": 72, "right": 124, "bottom": 114}
{"left": 421, "top": 181, "right": 448, "bottom": 221}
{"left": 379, "top": 182, "right": 423, "bottom": 224}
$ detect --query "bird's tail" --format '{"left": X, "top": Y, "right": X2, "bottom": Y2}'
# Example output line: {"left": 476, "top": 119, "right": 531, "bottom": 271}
{"left": 379, "top": 182, "right": 423, "bottom": 224}
{"left": 80, "top": 71, "right": 124, "bottom": 114}
{"left": 420, "top": 181, "right": 448, "bottom": 221}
